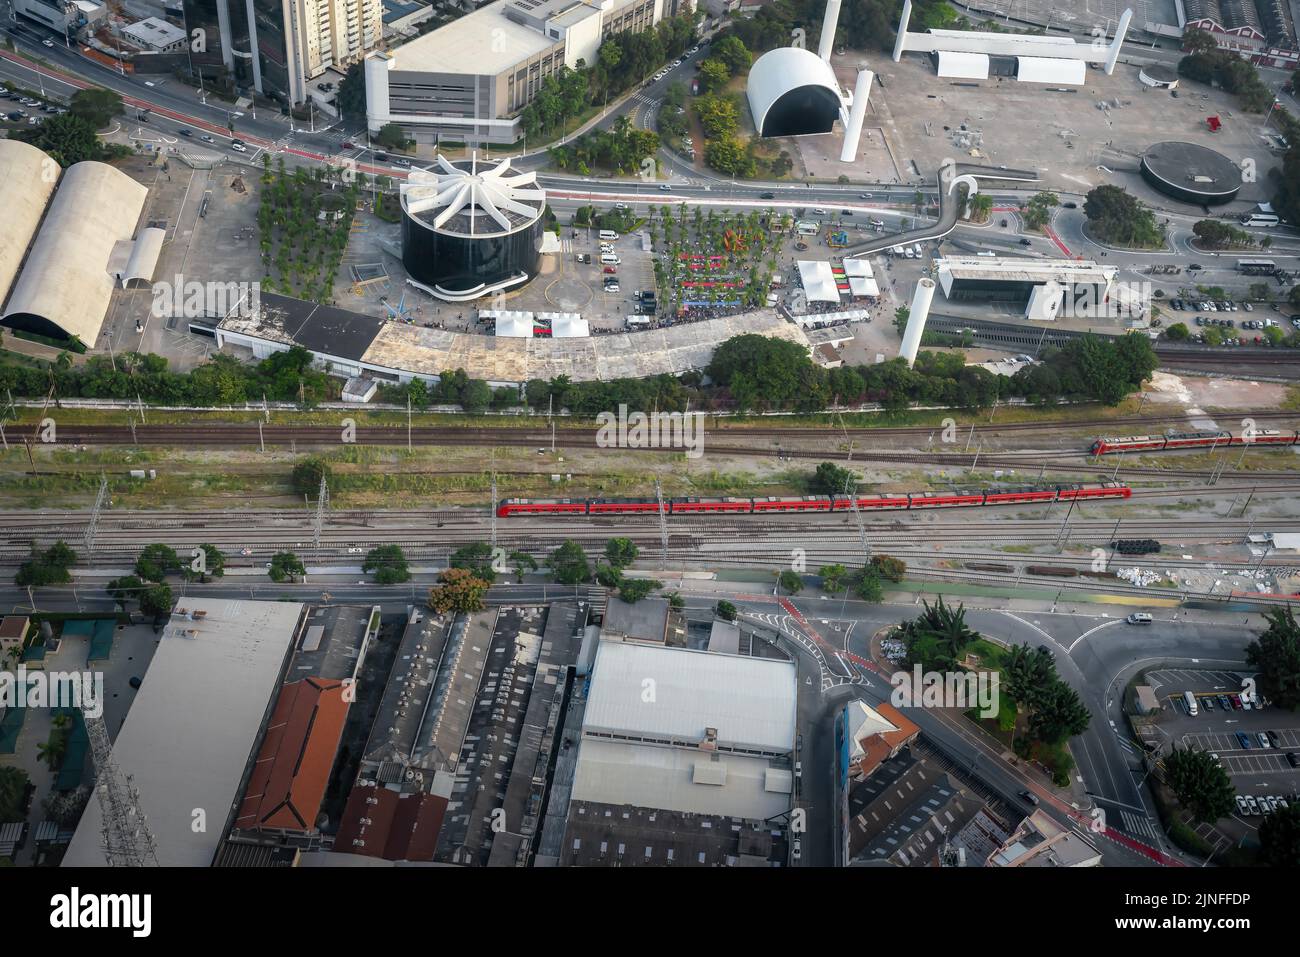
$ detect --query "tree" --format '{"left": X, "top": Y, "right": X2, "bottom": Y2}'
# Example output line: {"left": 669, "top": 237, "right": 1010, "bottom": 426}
{"left": 1245, "top": 605, "right": 1300, "bottom": 711}
{"left": 336, "top": 61, "right": 366, "bottom": 121}
{"left": 1083, "top": 185, "right": 1163, "bottom": 248}
{"left": 185, "top": 543, "right": 225, "bottom": 583}
{"left": 810, "top": 461, "right": 857, "bottom": 496}
{"left": 363, "top": 544, "right": 411, "bottom": 584}
{"left": 68, "top": 87, "right": 123, "bottom": 129}
{"left": 1027, "top": 680, "right": 1091, "bottom": 745}
{"left": 715, "top": 599, "right": 738, "bottom": 622}
{"left": 375, "top": 122, "right": 408, "bottom": 151}
{"left": 870, "top": 555, "right": 907, "bottom": 583}
{"left": 1192, "top": 219, "right": 1250, "bottom": 249}
{"left": 1164, "top": 322, "right": 1190, "bottom": 341}
{"left": 550, "top": 540, "right": 591, "bottom": 584}
{"left": 819, "top": 564, "right": 848, "bottom": 593}
{"left": 509, "top": 550, "right": 538, "bottom": 583}
{"left": 16, "top": 113, "right": 107, "bottom": 167}
{"left": 139, "top": 583, "right": 174, "bottom": 622}
{"left": 450, "top": 541, "right": 498, "bottom": 584}
{"left": 1259, "top": 802, "right": 1300, "bottom": 866}
{"left": 268, "top": 551, "right": 306, "bottom": 583}
{"left": 1002, "top": 644, "right": 1056, "bottom": 710}
{"left": 778, "top": 570, "right": 803, "bottom": 595}
{"left": 1163, "top": 746, "right": 1236, "bottom": 824}
{"left": 291, "top": 456, "right": 332, "bottom": 495}
{"left": 706, "top": 334, "right": 830, "bottom": 412}
{"left": 697, "top": 58, "right": 731, "bottom": 92}
{"left": 712, "top": 35, "right": 752, "bottom": 74}
{"left": 893, "top": 305, "right": 910, "bottom": 338}
{"left": 460, "top": 379, "right": 493, "bottom": 414}
{"left": 428, "top": 567, "right": 490, "bottom": 614}
{"left": 605, "top": 537, "right": 639, "bottom": 569}
{"left": 851, "top": 567, "right": 883, "bottom": 603}
{"left": 897, "top": 597, "right": 978, "bottom": 673}
{"left": 1021, "top": 192, "right": 1059, "bottom": 231}
{"left": 15, "top": 541, "right": 76, "bottom": 586}
{"left": 618, "top": 577, "right": 662, "bottom": 603}
{"left": 0, "top": 766, "right": 29, "bottom": 824}
{"left": 134, "top": 543, "right": 180, "bottom": 583}
{"left": 106, "top": 575, "right": 145, "bottom": 612}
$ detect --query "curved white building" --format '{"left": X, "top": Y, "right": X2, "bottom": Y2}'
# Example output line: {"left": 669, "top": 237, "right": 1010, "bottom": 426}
{"left": 0, "top": 140, "right": 59, "bottom": 311}
{"left": 2, "top": 160, "right": 148, "bottom": 345}
{"left": 747, "top": 47, "right": 844, "bottom": 138}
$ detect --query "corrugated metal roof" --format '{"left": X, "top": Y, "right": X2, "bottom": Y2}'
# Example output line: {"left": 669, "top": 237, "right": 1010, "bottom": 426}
{"left": 1016, "top": 56, "right": 1087, "bottom": 85}
{"left": 936, "top": 50, "right": 990, "bottom": 79}
{"left": 584, "top": 642, "right": 796, "bottom": 753}
{"left": 0, "top": 141, "right": 58, "bottom": 311}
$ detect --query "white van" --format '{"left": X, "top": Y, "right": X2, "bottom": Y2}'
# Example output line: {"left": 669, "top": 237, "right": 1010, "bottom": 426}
{"left": 903, "top": 247, "right": 916, "bottom": 259}
{"left": 598, "top": 229, "right": 618, "bottom": 241}
{"left": 1183, "top": 691, "right": 1199, "bottom": 716}
{"left": 600, "top": 253, "right": 621, "bottom": 265}
{"left": 1126, "top": 613, "right": 1153, "bottom": 625}
{"left": 977, "top": 250, "right": 997, "bottom": 258}
{"left": 911, "top": 244, "right": 923, "bottom": 258}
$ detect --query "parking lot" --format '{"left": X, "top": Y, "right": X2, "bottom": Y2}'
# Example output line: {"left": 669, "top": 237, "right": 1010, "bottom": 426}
{"left": 1145, "top": 668, "right": 1300, "bottom": 818}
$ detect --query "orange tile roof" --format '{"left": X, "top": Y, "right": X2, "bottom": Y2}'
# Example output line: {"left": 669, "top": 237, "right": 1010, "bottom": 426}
{"left": 335, "top": 785, "right": 448, "bottom": 861}
{"left": 855, "top": 700, "right": 920, "bottom": 778}
{"left": 236, "top": 677, "right": 350, "bottom": 833}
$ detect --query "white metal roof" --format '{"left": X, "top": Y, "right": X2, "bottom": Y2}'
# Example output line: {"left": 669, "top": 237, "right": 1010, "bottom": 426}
{"left": 1016, "top": 56, "right": 1087, "bottom": 85}
{"left": 401, "top": 154, "right": 545, "bottom": 238}
{"left": 62, "top": 599, "right": 304, "bottom": 867}
{"left": 388, "top": 4, "right": 558, "bottom": 76}
{"left": 2, "top": 160, "right": 147, "bottom": 344}
{"left": 796, "top": 259, "right": 841, "bottom": 304}
{"left": 916, "top": 28, "right": 1100, "bottom": 61}
{"left": 119, "top": 226, "right": 165, "bottom": 287}
{"left": 746, "top": 46, "right": 842, "bottom": 137}
{"left": 0, "top": 140, "right": 58, "bottom": 311}
{"left": 583, "top": 641, "right": 796, "bottom": 753}
{"left": 936, "top": 50, "right": 989, "bottom": 79}
{"left": 571, "top": 738, "right": 792, "bottom": 821}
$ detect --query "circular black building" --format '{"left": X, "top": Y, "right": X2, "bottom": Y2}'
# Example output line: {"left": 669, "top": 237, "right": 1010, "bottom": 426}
{"left": 1140, "top": 141, "right": 1240, "bottom": 206}
{"left": 400, "top": 155, "right": 545, "bottom": 302}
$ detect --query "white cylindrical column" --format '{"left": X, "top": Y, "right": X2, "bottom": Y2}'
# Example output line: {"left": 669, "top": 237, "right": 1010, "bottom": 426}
{"left": 899, "top": 277, "right": 935, "bottom": 368}
{"left": 1104, "top": 9, "right": 1133, "bottom": 75}
{"left": 839, "top": 69, "right": 874, "bottom": 163}
{"left": 893, "top": 0, "right": 912, "bottom": 62}
{"left": 819, "top": 0, "right": 842, "bottom": 62}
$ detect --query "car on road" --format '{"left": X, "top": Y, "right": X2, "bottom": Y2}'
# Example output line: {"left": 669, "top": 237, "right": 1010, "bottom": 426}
{"left": 392, "top": 157, "right": 411, "bottom": 167}
{"left": 760, "top": 191, "right": 775, "bottom": 199}
{"left": 614, "top": 202, "right": 628, "bottom": 211}
{"left": 659, "top": 183, "right": 671, "bottom": 190}
{"left": 812, "top": 207, "right": 826, "bottom": 215}
{"left": 42, "top": 38, "right": 54, "bottom": 47}
{"left": 230, "top": 142, "right": 248, "bottom": 152}
{"left": 1019, "top": 790, "right": 1039, "bottom": 806}
{"left": 604, "top": 284, "right": 620, "bottom": 293}
{"left": 200, "top": 133, "right": 214, "bottom": 142}
{"left": 1188, "top": 263, "right": 1203, "bottom": 270}
{"left": 341, "top": 141, "right": 355, "bottom": 149}
{"left": 178, "top": 128, "right": 192, "bottom": 136}
{"left": 1236, "top": 731, "right": 1253, "bottom": 749}
{"left": 1019, "top": 238, "right": 1032, "bottom": 246}
{"left": 1062, "top": 201, "right": 1078, "bottom": 208}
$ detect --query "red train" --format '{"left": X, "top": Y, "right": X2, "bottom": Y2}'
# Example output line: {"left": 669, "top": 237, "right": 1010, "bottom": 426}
{"left": 1092, "top": 429, "right": 1300, "bottom": 455}
{"left": 497, "top": 482, "right": 1131, "bottom": 517}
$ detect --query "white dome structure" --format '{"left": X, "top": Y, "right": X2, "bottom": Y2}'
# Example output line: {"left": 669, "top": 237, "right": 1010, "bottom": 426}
{"left": 746, "top": 47, "right": 843, "bottom": 138}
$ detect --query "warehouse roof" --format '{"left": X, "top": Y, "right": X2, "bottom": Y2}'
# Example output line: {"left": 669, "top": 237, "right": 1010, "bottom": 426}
{"left": 63, "top": 599, "right": 304, "bottom": 867}
{"left": 583, "top": 641, "right": 796, "bottom": 753}
{"left": 388, "top": 3, "right": 558, "bottom": 76}
{"left": 0, "top": 140, "right": 59, "bottom": 311}
{"left": 2, "top": 160, "right": 146, "bottom": 345}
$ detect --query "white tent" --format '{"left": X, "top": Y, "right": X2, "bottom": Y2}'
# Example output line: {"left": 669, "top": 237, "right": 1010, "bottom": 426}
{"left": 796, "top": 260, "right": 840, "bottom": 305}
{"left": 491, "top": 310, "right": 533, "bottom": 337}
{"left": 1016, "top": 56, "right": 1087, "bottom": 85}
{"left": 842, "top": 258, "right": 880, "bottom": 298}
{"left": 936, "top": 50, "right": 989, "bottom": 80}
{"left": 545, "top": 313, "right": 590, "bottom": 338}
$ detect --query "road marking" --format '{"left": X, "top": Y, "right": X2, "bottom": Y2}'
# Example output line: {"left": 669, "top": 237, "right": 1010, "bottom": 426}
{"left": 1067, "top": 617, "right": 1123, "bottom": 653}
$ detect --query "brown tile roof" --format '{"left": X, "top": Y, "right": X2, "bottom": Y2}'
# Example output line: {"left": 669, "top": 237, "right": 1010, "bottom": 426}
{"left": 334, "top": 785, "right": 448, "bottom": 861}
{"left": 855, "top": 700, "right": 920, "bottom": 778}
{"left": 236, "top": 677, "right": 351, "bottom": 833}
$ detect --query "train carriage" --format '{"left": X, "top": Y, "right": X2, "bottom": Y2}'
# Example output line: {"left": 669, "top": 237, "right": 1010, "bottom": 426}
{"left": 669, "top": 497, "right": 754, "bottom": 514}
{"left": 981, "top": 486, "right": 1058, "bottom": 506}
{"left": 832, "top": 494, "right": 911, "bottom": 511}
{"left": 588, "top": 498, "right": 663, "bottom": 514}
{"left": 908, "top": 490, "right": 987, "bottom": 508}
{"left": 751, "top": 495, "right": 834, "bottom": 512}
{"left": 1229, "top": 429, "right": 1299, "bottom": 446}
{"left": 496, "top": 498, "right": 588, "bottom": 516}
{"left": 1091, "top": 435, "right": 1166, "bottom": 455}
{"left": 1162, "top": 430, "right": 1231, "bottom": 450}
{"left": 1069, "top": 481, "right": 1131, "bottom": 500}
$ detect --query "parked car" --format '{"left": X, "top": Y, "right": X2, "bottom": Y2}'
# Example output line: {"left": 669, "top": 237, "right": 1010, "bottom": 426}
{"left": 1230, "top": 694, "right": 1242, "bottom": 709}
{"left": 1236, "top": 731, "right": 1253, "bottom": 749}
{"left": 1245, "top": 795, "right": 1260, "bottom": 814}
{"left": 1268, "top": 730, "right": 1282, "bottom": 748}
{"left": 1288, "top": 752, "right": 1300, "bottom": 768}
{"left": 1217, "top": 694, "right": 1232, "bottom": 710}
{"left": 792, "top": 838, "right": 801, "bottom": 862}
{"left": 1259, "top": 732, "right": 1272, "bottom": 748}
{"left": 602, "top": 266, "right": 617, "bottom": 274}
{"left": 1236, "top": 794, "right": 1250, "bottom": 815}
{"left": 1202, "top": 696, "right": 1216, "bottom": 711}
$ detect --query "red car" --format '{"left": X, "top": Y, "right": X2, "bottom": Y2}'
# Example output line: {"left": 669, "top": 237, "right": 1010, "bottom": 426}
{"left": 341, "top": 141, "right": 355, "bottom": 149}
{"left": 603, "top": 266, "right": 617, "bottom": 274}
